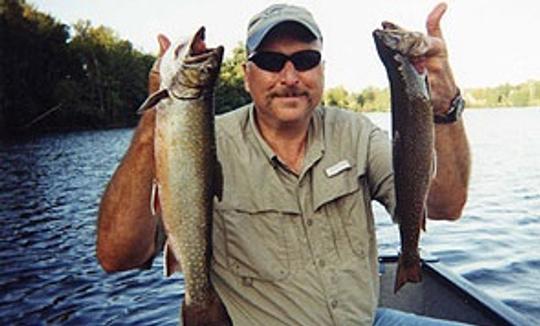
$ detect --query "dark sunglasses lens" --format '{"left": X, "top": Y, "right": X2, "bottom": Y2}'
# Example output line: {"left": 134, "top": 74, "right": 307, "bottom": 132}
{"left": 251, "top": 52, "right": 287, "bottom": 72}
{"left": 249, "top": 50, "right": 321, "bottom": 72}
{"left": 291, "top": 50, "right": 321, "bottom": 71}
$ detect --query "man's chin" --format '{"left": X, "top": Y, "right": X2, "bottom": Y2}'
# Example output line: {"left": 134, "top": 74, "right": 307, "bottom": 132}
{"left": 271, "top": 105, "right": 314, "bottom": 124}
{"left": 272, "top": 95, "right": 311, "bottom": 109}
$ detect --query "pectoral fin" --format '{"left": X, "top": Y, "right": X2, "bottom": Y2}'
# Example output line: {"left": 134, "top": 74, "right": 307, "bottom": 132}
{"left": 422, "top": 207, "right": 427, "bottom": 231}
{"left": 214, "top": 160, "right": 223, "bottom": 201}
{"left": 137, "top": 89, "right": 170, "bottom": 114}
{"left": 163, "top": 241, "right": 182, "bottom": 276}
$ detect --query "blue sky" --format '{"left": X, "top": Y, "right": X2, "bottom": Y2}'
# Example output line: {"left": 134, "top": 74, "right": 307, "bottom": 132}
{"left": 31, "top": 0, "right": 540, "bottom": 91}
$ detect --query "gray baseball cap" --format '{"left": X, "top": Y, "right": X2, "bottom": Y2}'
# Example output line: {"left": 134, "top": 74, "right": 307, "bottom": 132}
{"left": 246, "top": 4, "right": 322, "bottom": 53}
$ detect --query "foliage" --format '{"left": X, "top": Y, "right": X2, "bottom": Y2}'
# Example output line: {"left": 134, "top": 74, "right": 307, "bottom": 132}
{"left": 1, "top": 0, "right": 71, "bottom": 131}
{"left": 463, "top": 80, "right": 540, "bottom": 108}
{"left": 323, "top": 85, "right": 390, "bottom": 112}
{"left": 1, "top": 0, "right": 153, "bottom": 134}
{"left": 215, "top": 43, "right": 251, "bottom": 114}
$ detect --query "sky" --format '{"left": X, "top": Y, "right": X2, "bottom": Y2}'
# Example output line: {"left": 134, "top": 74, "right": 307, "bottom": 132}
{"left": 30, "top": 0, "right": 540, "bottom": 92}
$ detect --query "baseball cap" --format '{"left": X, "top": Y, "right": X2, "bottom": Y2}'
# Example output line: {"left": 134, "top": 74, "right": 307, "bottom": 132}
{"left": 246, "top": 4, "right": 323, "bottom": 53}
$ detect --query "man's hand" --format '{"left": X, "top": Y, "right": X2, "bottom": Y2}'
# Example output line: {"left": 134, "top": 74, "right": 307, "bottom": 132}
{"left": 418, "top": 3, "right": 459, "bottom": 115}
{"left": 148, "top": 34, "right": 171, "bottom": 94}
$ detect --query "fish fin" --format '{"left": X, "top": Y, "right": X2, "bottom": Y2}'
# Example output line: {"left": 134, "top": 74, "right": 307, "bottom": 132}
{"left": 181, "top": 290, "right": 232, "bottom": 326}
{"left": 137, "top": 89, "right": 169, "bottom": 114}
{"left": 214, "top": 160, "right": 223, "bottom": 202}
{"left": 163, "top": 241, "right": 182, "bottom": 276}
{"left": 431, "top": 148, "right": 437, "bottom": 179}
{"left": 394, "top": 253, "right": 422, "bottom": 293}
{"left": 150, "top": 179, "right": 161, "bottom": 217}
{"left": 421, "top": 208, "right": 427, "bottom": 232}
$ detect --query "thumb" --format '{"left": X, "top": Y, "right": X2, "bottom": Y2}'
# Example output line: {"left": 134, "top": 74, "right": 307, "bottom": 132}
{"left": 157, "top": 34, "right": 171, "bottom": 57}
{"left": 426, "top": 2, "right": 447, "bottom": 38}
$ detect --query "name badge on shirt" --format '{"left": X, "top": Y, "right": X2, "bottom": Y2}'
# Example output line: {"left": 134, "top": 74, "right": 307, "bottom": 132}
{"left": 325, "top": 160, "right": 352, "bottom": 177}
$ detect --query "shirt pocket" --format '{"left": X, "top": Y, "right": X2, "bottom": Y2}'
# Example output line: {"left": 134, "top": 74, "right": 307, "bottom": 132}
{"left": 215, "top": 205, "right": 292, "bottom": 281}
{"left": 315, "top": 166, "right": 370, "bottom": 258}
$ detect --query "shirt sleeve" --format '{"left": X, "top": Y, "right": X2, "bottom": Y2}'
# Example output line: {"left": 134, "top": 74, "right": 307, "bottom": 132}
{"left": 365, "top": 125, "right": 397, "bottom": 222}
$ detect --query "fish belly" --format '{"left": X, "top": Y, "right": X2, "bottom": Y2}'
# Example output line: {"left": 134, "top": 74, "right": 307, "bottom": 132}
{"left": 155, "top": 97, "right": 215, "bottom": 306}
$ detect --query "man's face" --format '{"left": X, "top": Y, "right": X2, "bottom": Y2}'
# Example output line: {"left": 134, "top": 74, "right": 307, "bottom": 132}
{"left": 243, "top": 35, "right": 324, "bottom": 126}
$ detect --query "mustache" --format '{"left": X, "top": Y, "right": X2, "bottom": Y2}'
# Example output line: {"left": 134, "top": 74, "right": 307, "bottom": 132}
{"left": 269, "top": 87, "right": 309, "bottom": 98}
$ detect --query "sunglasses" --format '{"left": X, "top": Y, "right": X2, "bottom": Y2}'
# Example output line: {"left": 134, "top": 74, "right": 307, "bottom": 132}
{"left": 248, "top": 50, "right": 322, "bottom": 72}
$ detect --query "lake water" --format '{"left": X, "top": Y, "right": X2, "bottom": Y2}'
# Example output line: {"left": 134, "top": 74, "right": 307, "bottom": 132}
{"left": 0, "top": 107, "right": 539, "bottom": 325}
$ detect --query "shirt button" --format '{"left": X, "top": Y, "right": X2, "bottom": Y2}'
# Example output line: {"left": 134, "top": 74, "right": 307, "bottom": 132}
{"left": 331, "top": 299, "right": 338, "bottom": 309}
{"left": 242, "top": 277, "right": 253, "bottom": 287}
{"left": 306, "top": 218, "right": 313, "bottom": 226}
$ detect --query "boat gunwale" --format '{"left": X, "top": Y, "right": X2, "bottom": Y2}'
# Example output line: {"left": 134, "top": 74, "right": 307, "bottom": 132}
{"left": 378, "top": 254, "right": 533, "bottom": 326}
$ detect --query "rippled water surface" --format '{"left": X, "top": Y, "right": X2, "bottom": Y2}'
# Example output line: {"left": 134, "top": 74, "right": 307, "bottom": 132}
{"left": 1, "top": 107, "right": 539, "bottom": 324}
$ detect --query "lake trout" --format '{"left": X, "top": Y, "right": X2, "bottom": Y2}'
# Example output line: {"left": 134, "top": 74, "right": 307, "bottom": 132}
{"left": 373, "top": 22, "right": 435, "bottom": 293}
{"left": 138, "top": 27, "right": 231, "bottom": 325}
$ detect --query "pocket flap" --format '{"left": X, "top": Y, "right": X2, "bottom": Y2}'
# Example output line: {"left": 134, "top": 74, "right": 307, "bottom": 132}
{"left": 313, "top": 161, "right": 366, "bottom": 212}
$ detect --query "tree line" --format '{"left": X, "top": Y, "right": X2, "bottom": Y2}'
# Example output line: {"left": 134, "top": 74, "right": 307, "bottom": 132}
{"left": 1, "top": 1, "right": 538, "bottom": 136}
{"left": 323, "top": 80, "right": 540, "bottom": 112}
{"left": 1, "top": 0, "right": 250, "bottom": 135}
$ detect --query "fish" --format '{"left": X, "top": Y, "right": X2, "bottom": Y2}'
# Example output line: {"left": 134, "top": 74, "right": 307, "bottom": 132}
{"left": 138, "top": 27, "right": 231, "bottom": 325}
{"left": 373, "top": 22, "right": 435, "bottom": 293}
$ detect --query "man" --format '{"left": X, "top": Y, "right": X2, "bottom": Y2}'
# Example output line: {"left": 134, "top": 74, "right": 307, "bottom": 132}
{"left": 97, "top": 3, "right": 470, "bottom": 325}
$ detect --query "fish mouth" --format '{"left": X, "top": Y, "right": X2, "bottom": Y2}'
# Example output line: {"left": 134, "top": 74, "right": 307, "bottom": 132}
{"left": 184, "top": 26, "right": 224, "bottom": 64}
{"left": 374, "top": 21, "right": 429, "bottom": 59}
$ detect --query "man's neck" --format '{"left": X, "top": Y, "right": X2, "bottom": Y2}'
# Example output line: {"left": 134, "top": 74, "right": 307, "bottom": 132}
{"left": 255, "top": 111, "right": 311, "bottom": 175}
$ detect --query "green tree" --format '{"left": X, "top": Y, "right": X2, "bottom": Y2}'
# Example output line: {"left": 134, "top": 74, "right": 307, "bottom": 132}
{"left": 1, "top": 0, "right": 71, "bottom": 132}
{"left": 66, "top": 20, "right": 153, "bottom": 128}
{"left": 324, "top": 86, "right": 349, "bottom": 107}
{"left": 215, "top": 43, "right": 251, "bottom": 114}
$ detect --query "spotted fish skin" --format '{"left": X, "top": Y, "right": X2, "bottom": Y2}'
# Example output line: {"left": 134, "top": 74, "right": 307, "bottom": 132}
{"left": 140, "top": 27, "right": 231, "bottom": 325}
{"left": 373, "top": 22, "right": 435, "bottom": 293}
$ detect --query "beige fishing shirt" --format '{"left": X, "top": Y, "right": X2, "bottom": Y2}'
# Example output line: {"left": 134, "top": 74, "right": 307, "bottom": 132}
{"left": 206, "top": 104, "right": 396, "bottom": 325}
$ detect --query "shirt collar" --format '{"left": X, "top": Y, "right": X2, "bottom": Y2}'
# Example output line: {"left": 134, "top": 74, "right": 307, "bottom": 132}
{"left": 246, "top": 104, "right": 326, "bottom": 173}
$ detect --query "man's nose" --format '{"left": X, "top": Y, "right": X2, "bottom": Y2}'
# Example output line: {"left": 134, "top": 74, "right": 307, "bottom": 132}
{"left": 279, "top": 61, "right": 299, "bottom": 85}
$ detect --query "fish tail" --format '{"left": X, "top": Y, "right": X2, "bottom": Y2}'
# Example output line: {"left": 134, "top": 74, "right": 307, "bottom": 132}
{"left": 394, "top": 253, "right": 422, "bottom": 293}
{"left": 181, "top": 289, "right": 232, "bottom": 326}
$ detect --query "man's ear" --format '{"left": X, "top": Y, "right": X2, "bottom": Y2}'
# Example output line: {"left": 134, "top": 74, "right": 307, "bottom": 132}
{"left": 242, "top": 63, "right": 251, "bottom": 93}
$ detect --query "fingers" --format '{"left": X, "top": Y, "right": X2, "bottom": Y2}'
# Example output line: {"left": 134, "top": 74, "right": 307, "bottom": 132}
{"left": 157, "top": 34, "right": 171, "bottom": 57}
{"left": 426, "top": 2, "right": 447, "bottom": 38}
{"left": 148, "top": 34, "right": 169, "bottom": 94}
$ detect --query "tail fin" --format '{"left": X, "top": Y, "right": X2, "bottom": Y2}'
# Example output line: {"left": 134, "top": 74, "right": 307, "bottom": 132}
{"left": 181, "top": 290, "right": 232, "bottom": 326}
{"left": 394, "top": 255, "right": 422, "bottom": 293}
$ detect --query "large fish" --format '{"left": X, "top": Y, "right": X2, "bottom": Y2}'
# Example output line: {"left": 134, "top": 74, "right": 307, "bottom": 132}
{"left": 373, "top": 22, "right": 435, "bottom": 293}
{"left": 138, "top": 27, "right": 231, "bottom": 325}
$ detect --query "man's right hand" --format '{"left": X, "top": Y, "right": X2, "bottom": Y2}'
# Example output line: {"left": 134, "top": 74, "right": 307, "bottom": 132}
{"left": 96, "top": 34, "right": 172, "bottom": 273}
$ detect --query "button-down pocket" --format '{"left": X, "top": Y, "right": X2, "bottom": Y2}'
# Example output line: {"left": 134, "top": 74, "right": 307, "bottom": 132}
{"left": 315, "top": 166, "right": 370, "bottom": 258}
{"left": 215, "top": 206, "right": 291, "bottom": 281}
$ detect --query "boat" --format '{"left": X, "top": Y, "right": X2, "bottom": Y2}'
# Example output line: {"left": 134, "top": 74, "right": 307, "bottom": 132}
{"left": 378, "top": 253, "right": 533, "bottom": 326}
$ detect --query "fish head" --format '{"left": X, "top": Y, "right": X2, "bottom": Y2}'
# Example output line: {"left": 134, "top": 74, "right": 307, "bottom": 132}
{"left": 160, "top": 27, "right": 224, "bottom": 99}
{"left": 373, "top": 22, "right": 430, "bottom": 59}
{"left": 373, "top": 22, "right": 432, "bottom": 108}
